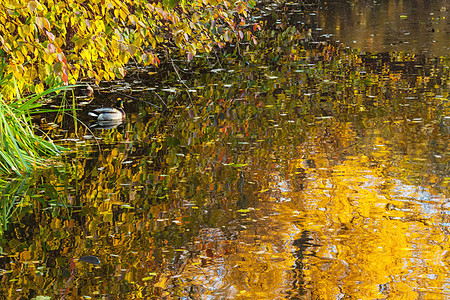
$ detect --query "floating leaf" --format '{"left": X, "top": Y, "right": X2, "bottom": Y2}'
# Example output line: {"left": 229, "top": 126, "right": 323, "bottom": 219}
{"left": 79, "top": 256, "right": 100, "bottom": 265}
{"left": 33, "top": 296, "right": 51, "bottom": 300}
{"left": 233, "top": 163, "right": 248, "bottom": 168}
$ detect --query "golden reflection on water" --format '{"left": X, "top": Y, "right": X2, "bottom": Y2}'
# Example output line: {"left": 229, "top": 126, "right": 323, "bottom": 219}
{"left": 154, "top": 117, "right": 448, "bottom": 299}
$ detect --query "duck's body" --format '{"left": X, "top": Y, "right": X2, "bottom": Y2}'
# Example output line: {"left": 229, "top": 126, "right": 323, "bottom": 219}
{"left": 88, "top": 107, "right": 125, "bottom": 121}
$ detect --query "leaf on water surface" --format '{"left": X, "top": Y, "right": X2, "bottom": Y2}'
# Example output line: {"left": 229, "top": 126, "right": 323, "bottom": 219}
{"left": 222, "top": 163, "right": 247, "bottom": 167}
{"left": 233, "top": 163, "right": 248, "bottom": 168}
{"left": 0, "top": 269, "right": 12, "bottom": 276}
{"left": 120, "top": 204, "right": 134, "bottom": 209}
{"left": 79, "top": 256, "right": 101, "bottom": 265}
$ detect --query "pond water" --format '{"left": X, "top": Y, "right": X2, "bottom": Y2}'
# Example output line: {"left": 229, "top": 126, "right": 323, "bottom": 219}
{"left": 0, "top": 1, "right": 449, "bottom": 299}
{"left": 318, "top": 0, "right": 450, "bottom": 56}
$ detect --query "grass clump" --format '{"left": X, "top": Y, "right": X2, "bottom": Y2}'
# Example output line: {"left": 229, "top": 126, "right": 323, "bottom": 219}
{"left": 0, "top": 56, "right": 68, "bottom": 174}
{"left": 0, "top": 86, "right": 68, "bottom": 174}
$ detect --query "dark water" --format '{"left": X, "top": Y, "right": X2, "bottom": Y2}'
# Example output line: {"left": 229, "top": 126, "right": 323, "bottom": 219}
{"left": 0, "top": 1, "right": 449, "bottom": 299}
{"left": 318, "top": 0, "right": 450, "bottom": 56}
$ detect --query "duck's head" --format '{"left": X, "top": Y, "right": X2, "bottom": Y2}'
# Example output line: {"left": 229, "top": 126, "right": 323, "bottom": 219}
{"left": 78, "top": 84, "right": 94, "bottom": 97}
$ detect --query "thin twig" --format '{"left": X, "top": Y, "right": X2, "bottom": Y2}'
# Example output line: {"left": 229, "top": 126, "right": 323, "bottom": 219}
{"left": 63, "top": 112, "right": 102, "bottom": 152}
{"left": 115, "top": 91, "right": 164, "bottom": 109}
{"left": 169, "top": 56, "right": 195, "bottom": 107}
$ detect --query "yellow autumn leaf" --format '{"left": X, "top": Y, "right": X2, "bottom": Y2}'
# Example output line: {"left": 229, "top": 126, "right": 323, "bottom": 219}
{"left": 35, "top": 16, "right": 50, "bottom": 31}
{"left": 27, "top": 0, "right": 39, "bottom": 12}
{"left": 35, "top": 82, "right": 44, "bottom": 94}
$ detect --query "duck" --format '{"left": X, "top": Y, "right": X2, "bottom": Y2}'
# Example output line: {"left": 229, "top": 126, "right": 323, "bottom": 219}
{"left": 75, "top": 83, "right": 94, "bottom": 98}
{"left": 88, "top": 102, "right": 125, "bottom": 122}
{"left": 88, "top": 107, "right": 125, "bottom": 121}
{"left": 80, "top": 84, "right": 94, "bottom": 97}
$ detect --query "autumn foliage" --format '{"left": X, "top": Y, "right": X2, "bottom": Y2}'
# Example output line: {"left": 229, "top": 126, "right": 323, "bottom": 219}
{"left": 0, "top": 0, "right": 257, "bottom": 100}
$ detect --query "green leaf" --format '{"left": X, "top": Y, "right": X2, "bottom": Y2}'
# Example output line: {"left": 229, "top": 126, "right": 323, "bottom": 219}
{"left": 163, "top": 0, "right": 178, "bottom": 9}
{"left": 53, "top": 61, "right": 63, "bottom": 74}
{"left": 233, "top": 163, "right": 248, "bottom": 168}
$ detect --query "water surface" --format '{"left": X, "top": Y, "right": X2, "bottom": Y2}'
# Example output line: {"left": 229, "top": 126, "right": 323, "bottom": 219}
{"left": 318, "top": 0, "right": 450, "bottom": 56}
{"left": 0, "top": 1, "right": 449, "bottom": 299}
